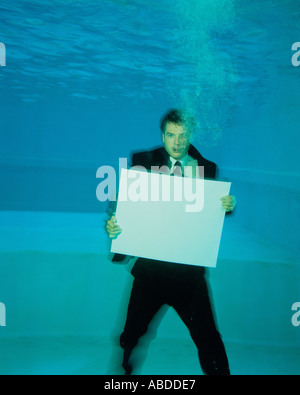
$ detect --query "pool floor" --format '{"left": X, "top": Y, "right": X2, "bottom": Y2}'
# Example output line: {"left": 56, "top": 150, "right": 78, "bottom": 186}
{"left": 1, "top": 336, "right": 299, "bottom": 375}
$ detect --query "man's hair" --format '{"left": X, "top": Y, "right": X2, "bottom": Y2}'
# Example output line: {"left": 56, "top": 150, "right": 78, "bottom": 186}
{"left": 160, "top": 109, "right": 195, "bottom": 133}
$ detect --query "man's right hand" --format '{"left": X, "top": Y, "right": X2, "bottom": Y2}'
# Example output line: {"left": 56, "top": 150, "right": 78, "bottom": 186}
{"left": 105, "top": 215, "right": 122, "bottom": 239}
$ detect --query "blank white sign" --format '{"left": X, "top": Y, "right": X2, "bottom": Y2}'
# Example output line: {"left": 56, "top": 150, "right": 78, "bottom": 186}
{"left": 111, "top": 169, "right": 231, "bottom": 268}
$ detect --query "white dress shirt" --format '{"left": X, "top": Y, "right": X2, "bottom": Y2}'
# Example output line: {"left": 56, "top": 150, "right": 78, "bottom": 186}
{"left": 169, "top": 155, "right": 201, "bottom": 178}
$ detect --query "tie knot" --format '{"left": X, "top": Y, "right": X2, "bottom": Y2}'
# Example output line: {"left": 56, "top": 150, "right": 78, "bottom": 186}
{"left": 173, "top": 161, "right": 183, "bottom": 177}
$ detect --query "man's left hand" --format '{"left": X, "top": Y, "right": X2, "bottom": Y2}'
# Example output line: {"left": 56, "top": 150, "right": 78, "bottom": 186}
{"left": 221, "top": 195, "right": 236, "bottom": 212}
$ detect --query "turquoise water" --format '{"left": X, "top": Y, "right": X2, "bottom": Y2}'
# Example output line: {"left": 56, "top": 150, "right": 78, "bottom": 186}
{"left": 0, "top": 0, "right": 300, "bottom": 375}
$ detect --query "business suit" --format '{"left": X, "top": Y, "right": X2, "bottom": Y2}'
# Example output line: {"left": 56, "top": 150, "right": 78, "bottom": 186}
{"left": 117, "top": 145, "right": 230, "bottom": 375}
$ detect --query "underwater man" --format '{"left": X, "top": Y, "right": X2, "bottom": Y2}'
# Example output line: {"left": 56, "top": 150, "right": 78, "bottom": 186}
{"left": 106, "top": 109, "right": 236, "bottom": 375}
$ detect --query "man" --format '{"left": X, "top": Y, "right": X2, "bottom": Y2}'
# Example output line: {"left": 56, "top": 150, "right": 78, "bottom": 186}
{"left": 106, "top": 109, "right": 236, "bottom": 375}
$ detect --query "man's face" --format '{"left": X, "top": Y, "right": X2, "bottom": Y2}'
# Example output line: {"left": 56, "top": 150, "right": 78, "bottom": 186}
{"left": 162, "top": 122, "right": 191, "bottom": 160}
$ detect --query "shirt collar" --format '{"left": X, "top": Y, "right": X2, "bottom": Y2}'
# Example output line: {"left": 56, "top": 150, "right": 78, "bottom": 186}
{"left": 169, "top": 154, "right": 189, "bottom": 167}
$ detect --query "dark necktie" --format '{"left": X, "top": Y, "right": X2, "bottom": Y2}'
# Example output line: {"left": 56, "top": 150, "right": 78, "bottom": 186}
{"left": 173, "top": 161, "right": 184, "bottom": 177}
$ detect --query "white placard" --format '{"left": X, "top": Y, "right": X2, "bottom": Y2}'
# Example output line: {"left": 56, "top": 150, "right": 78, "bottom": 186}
{"left": 111, "top": 169, "right": 231, "bottom": 268}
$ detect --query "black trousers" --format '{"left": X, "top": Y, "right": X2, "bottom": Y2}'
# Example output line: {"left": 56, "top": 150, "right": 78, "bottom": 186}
{"left": 120, "top": 262, "right": 230, "bottom": 375}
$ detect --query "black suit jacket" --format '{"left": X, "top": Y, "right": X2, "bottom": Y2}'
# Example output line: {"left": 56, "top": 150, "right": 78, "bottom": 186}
{"left": 112, "top": 145, "right": 218, "bottom": 280}
{"left": 131, "top": 144, "right": 217, "bottom": 180}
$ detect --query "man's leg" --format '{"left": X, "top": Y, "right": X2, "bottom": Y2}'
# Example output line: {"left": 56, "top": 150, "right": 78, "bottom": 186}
{"left": 172, "top": 277, "right": 230, "bottom": 376}
{"left": 120, "top": 277, "right": 164, "bottom": 375}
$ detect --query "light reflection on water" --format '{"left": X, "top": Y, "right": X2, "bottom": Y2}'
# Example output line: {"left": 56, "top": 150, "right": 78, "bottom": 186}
{"left": 0, "top": 0, "right": 299, "bottom": 142}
